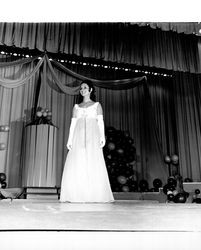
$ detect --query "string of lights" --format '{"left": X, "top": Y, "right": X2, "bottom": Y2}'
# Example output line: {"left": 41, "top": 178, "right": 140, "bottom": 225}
{"left": 0, "top": 46, "right": 173, "bottom": 78}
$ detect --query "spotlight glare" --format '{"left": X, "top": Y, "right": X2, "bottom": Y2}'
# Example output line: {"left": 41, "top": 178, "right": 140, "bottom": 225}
{"left": 61, "top": 60, "right": 64, "bottom": 62}
{"left": 25, "top": 55, "right": 29, "bottom": 58}
{"left": 135, "top": 70, "right": 139, "bottom": 73}
{"left": 83, "top": 62, "right": 87, "bottom": 66}
{"left": 125, "top": 68, "right": 129, "bottom": 71}
{"left": 13, "top": 53, "right": 17, "bottom": 56}
{"left": 93, "top": 64, "right": 97, "bottom": 67}
{"left": 72, "top": 61, "right": 76, "bottom": 64}
{"left": 1, "top": 51, "right": 5, "bottom": 54}
{"left": 115, "top": 67, "right": 118, "bottom": 70}
{"left": 104, "top": 65, "right": 108, "bottom": 68}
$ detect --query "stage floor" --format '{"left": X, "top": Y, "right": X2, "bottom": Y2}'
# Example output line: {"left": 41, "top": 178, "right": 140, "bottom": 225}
{"left": 1, "top": 199, "right": 201, "bottom": 250}
{"left": 0, "top": 199, "right": 201, "bottom": 231}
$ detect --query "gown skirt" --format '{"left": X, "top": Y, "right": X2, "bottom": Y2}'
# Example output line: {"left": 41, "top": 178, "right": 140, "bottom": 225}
{"left": 60, "top": 107, "right": 114, "bottom": 203}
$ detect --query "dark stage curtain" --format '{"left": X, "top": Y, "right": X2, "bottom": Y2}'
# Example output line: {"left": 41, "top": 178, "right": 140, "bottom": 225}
{"left": 0, "top": 22, "right": 200, "bottom": 73}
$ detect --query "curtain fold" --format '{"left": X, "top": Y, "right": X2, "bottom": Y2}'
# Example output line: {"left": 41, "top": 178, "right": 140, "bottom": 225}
{"left": 173, "top": 72, "right": 201, "bottom": 181}
{"left": 0, "top": 57, "right": 44, "bottom": 88}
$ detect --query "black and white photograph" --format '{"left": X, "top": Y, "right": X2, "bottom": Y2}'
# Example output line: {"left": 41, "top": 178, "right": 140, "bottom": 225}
{"left": 0, "top": 1, "right": 201, "bottom": 249}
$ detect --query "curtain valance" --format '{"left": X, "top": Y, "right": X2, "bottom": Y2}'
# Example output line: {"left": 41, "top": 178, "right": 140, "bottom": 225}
{"left": 0, "top": 54, "right": 146, "bottom": 92}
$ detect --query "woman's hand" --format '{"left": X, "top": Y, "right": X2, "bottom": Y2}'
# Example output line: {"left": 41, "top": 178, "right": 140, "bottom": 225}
{"left": 67, "top": 143, "right": 73, "bottom": 150}
{"left": 100, "top": 137, "right": 105, "bottom": 148}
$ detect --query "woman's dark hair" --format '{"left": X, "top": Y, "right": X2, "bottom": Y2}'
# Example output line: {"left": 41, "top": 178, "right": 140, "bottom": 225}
{"left": 77, "top": 80, "right": 96, "bottom": 103}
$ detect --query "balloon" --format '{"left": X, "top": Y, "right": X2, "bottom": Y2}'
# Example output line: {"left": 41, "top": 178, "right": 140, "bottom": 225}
{"left": 175, "top": 193, "right": 187, "bottom": 203}
{"left": 167, "top": 193, "right": 175, "bottom": 202}
{"left": 106, "top": 154, "right": 112, "bottom": 160}
{"left": 128, "top": 181, "right": 138, "bottom": 191}
{"left": 128, "top": 137, "right": 134, "bottom": 145}
{"left": 47, "top": 111, "right": 52, "bottom": 116}
{"left": 167, "top": 176, "right": 177, "bottom": 187}
{"left": 172, "top": 190, "right": 179, "bottom": 196}
{"left": 0, "top": 143, "right": 6, "bottom": 150}
{"left": 122, "top": 185, "right": 130, "bottom": 192}
{"left": 195, "top": 189, "right": 200, "bottom": 195}
{"left": 171, "top": 154, "right": 179, "bottom": 164}
{"left": 153, "top": 178, "right": 163, "bottom": 189}
{"left": 117, "top": 148, "right": 124, "bottom": 155}
{"left": 42, "top": 112, "right": 47, "bottom": 117}
{"left": 0, "top": 181, "right": 7, "bottom": 189}
{"left": 184, "top": 177, "right": 193, "bottom": 182}
{"left": 124, "top": 131, "right": 130, "bottom": 137}
{"left": 36, "top": 106, "right": 43, "bottom": 111}
{"left": 107, "top": 142, "right": 115, "bottom": 151}
{"left": 163, "top": 183, "right": 175, "bottom": 194}
{"left": 194, "top": 198, "right": 201, "bottom": 204}
{"left": 117, "top": 175, "right": 127, "bottom": 185}
{"left": 36, "top": 111, "right": 42, "bottom": 117}
{"left": 163, "top": 184, "right": 169, "bottom": 195}
{"left": 46, "top": 115, "right": 52, "bottom": 121}
{"left": 4, "top": 125, "right": 10, "bottom": 132}
{"left": 139, "top": 179, "right": 149, "bottom": 192}
{"left": 164, "top": 155, "right": 171, "bottom": 163}
{"left": 0, "top": 125, "right": 5, "bottom": 132}
{"left": 124, "top": 168, "right": 133, "bottom": 177}
{"left": 0, "top": 173, "right": 6, "bottom": 182}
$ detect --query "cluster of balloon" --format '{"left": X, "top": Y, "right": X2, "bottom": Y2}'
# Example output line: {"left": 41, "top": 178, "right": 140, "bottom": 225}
{"left": 164, "top": 154, "right": 179, "bottom": 165}
{"left": 103, "top": 127, "right": 137, "bottom": 192}
{"left": 0, "top": 173, "right": 7, "bottom": 189}
{"left": 164, "top": 154, "right": 179, "bottom": 175}
{"left": 26, "top": 107, "right": 53, "bottom": 126}
{"left": 0, "top": 125, "right": 10, "bottom": 151}
{"left": 163, "top": 175, "right": 189, "bottom": 203}
{"left": 192, "top": 189, "right": 201, "bottom": 204}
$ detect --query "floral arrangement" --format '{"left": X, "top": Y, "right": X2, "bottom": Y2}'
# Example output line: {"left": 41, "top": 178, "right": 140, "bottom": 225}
{"left": 26, "top": 107, "right": 54, "bottom": 126}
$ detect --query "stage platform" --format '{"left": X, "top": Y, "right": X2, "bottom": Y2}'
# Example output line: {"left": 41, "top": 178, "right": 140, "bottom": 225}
{"left": 0, "top": 199, "right": 201, "bottom": 249}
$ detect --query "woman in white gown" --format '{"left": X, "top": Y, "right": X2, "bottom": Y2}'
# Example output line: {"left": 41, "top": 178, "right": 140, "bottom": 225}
{"left": 60, "top": 80, "right": 114, "bottom": 203}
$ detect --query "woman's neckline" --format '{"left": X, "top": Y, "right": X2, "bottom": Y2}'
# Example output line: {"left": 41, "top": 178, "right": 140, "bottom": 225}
{"left": 77, "top": 102, "right": 98, "bottom": 109}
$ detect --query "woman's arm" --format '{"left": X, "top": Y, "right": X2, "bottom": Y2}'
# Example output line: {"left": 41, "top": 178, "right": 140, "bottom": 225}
{"left": 97, "top": 103, "right": 106, "bottom": 148}
{"left": 66, "top": 105, "right": 77, "bottom": 150}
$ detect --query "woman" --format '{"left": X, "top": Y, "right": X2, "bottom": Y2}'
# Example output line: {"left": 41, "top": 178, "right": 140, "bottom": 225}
{"left": 60, "top": 80, "right": 114, "bottom": 203}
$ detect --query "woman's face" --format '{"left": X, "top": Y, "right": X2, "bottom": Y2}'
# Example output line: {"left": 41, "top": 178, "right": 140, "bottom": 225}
{"left": 80, "top": 83, "right": 91, "bottom": 97}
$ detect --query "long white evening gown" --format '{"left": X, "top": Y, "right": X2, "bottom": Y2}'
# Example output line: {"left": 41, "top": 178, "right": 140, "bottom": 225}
{"left": 60, "top": 102, "right": 114, "bottom": 202}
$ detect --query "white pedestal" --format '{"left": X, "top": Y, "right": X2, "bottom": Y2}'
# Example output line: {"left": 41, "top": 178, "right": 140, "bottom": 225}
{"left": 22, "top": 125, "right": 58, "bottom": 187}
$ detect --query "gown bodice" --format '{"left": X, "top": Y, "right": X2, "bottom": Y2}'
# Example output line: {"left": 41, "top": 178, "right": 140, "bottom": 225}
{"left": 74, "top": 102, "right": 99, "bottom": 119}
